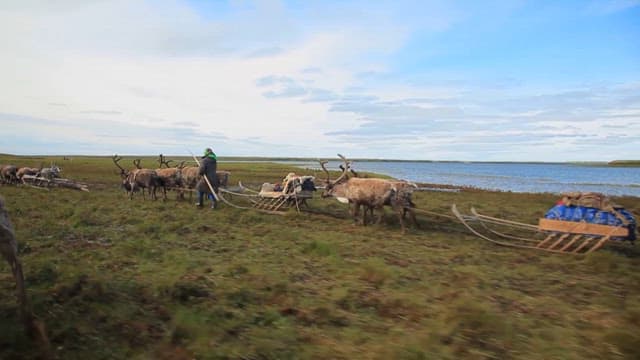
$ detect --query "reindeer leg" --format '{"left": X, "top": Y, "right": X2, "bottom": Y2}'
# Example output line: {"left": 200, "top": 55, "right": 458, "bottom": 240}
{"left": 395, "top": 204, "right": 406, "bottom": 234}
{"left": 361, "top": 204, "right": 368, "bottom": 226}
{"left": 408, "top": 207, "right": 418, "bottom": 229}
{"left": 352, "top": 202, "right": 362, "bottom": 225}
{"left": 376, "top": 205, "right": 385, "bottom": 225}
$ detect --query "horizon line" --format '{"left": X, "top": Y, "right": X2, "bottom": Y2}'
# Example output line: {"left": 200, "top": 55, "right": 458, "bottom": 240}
{"left": 2, "top": 153, "right": 638, "bottom": 165}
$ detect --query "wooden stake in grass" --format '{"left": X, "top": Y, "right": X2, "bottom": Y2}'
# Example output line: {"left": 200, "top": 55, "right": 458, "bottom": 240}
{"left": 0, "top": 197, "right": 51, "bottom": 357}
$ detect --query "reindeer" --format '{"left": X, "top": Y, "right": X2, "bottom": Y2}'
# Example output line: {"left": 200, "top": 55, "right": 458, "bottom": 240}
{"left": 130, "top": 158, "right": 163, "bottom": 201}
{"left": 112, "top": 155, "right": 162, "bottom": 200}
{"left": 155, "top": 154, "right": 185, "bottom": 200}
{"left": 0, "top": 196, "right": 50, "bottom": 352}
{"left": 16, "top": 167, "right": 40, "bottom": 183}
{"left": 216, "top": 170, "right": 231, "bottom": 189}
{"left": 112, "top": 155, "right": 132, "bottom": 193}
{"left": 181, "top": 166, "right": 200, "bottom": 199}
{"left": 180, "top": 165, "right": 230, "bottom": 200}
{"left": 320, "top": 155, "right": 417, "bottom": 233}
{"left": 334, "top": 160, "right": 418, "bottom": 225}
{"left": 364, "top": 179, "right": 418, "bottom": 227}
{"left": 37, "top": 163, "right": 61, "bottom": 181}
{"left": 1, "top": 165, "right": 18, "bottom": 184}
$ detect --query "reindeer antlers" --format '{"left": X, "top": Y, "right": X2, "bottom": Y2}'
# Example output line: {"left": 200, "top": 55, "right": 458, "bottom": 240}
{"left": 112, "top": 154, "right": 124, "bottom": 171}
{"left": 334, "top": 154, "right": 351, "bottom": 184}
{"left": 158, "top": 154, "right": 174, "bottom": 168}
{"left": 318, "top": 159, "right": 330, "bottom": 182}
{"left": 133, "top": 159, "right": 142, "bottom": 169}
{"left": 318, "top": 154, "right": 352, "bottom": 184}
{"left": 112, "top": 154, "right": 128, "bottom": 177}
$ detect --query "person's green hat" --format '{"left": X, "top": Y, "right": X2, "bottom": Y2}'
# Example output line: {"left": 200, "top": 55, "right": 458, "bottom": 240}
{"left": 202, "top": 147, "right": 217, "bottom": 160}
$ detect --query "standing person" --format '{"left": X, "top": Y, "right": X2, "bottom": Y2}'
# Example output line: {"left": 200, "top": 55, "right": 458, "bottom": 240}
{"left": 196, "top": 148, "right": 219, "bottom": 208}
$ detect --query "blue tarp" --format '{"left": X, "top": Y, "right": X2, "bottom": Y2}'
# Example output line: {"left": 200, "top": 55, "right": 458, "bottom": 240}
{"left": 544, "top": 204, "right": 636, "bottom": 241}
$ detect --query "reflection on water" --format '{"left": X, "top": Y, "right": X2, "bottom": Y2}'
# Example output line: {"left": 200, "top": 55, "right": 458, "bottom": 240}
{"left": 274, "top": 161, "right": 640, "bottom": 197}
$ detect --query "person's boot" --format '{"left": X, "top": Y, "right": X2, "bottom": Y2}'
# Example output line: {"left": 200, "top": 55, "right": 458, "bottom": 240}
{"left": 196, "top": 192, "right": 205, "bottom": 207}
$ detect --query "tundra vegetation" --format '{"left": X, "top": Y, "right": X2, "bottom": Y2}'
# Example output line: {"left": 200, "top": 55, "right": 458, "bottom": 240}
{"left": 0, "top": 154, "right": 639, "bottom": 359}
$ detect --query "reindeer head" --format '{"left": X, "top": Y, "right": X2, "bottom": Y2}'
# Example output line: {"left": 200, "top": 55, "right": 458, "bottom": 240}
{"left": 112, "top": 154, "right": 129, "bottom": 179}
{"left": 50, "top": 163, "right": 61, "bottom": 177}
{"left": 318, "top": 154, "right": 351, "bottom": 198}
{"left": 174, "top": 161, "right": 186, "bottom": 181}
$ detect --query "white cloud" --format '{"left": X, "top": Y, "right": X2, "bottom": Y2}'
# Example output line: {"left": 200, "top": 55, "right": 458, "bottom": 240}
{"left": 0, "top": 1, "right": 638, "bottom": 161}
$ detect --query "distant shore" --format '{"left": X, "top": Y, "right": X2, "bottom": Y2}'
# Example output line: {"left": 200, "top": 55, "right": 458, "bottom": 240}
{"left": 607, "top": 160, "right": 640, "bottom": 167}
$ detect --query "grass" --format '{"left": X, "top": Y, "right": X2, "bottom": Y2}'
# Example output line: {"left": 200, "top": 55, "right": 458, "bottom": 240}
{"left": 1, "top": 154, "right": 639, "bottom": 359}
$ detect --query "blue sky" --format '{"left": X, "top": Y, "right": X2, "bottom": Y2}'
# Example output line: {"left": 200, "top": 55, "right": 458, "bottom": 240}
{"left": 0, "top": 0, "right": 638, "bottom": 161}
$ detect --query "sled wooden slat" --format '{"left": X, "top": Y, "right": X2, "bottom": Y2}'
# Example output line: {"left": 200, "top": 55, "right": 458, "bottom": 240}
{"left": 546, "top": 233, "right": 571, "bottom": 250}
{"left": 559, "top": 235, "right": 582, "bottom": 252}
{"left": 536, "top": 233, "right": 556, "bottom": 248}
{"left": 538, "top": 218, "right": 628, "bottom": 237}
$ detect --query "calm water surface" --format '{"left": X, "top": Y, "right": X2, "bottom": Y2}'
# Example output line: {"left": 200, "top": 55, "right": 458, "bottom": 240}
{"left": 273, "top": 161, "right": 640, "bottom": 197}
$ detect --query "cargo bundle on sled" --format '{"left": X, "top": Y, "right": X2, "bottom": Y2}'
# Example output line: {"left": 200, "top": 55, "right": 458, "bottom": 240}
{"left": 218, "top": 173, "right": 317, "bottom": 214}
{"left": 452, "top": 192, "right": 636, "bottom": 254}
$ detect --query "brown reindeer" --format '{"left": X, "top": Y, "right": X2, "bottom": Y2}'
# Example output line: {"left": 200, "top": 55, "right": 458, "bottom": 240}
{"left": 216, "top": 170, "right": 231, "bottom": 189}
{"left": 1, "top": 165, "right": 18, "bottom": 184}
{"left": 181, "top": 165, "right": 230, "bottom": 200}
{"left": 155, "top": 154, "right": 185, "bottom": 200}
{"left": 16, "top": 167, "right": 40, "bottom": 183}
{"left": 129, "top": 159, "right": 163, "bottom": 200}
{"left": 320, "top": 155, "right": 416, "bottom": 233}
{"left": 112, "top": 155, "right": 162, "bottom": 200}
{"left": 0, "top": 196, "right": 51, "bottom": 354}
{"left": 363, "top": 180, "right": 418, "bottom": 227}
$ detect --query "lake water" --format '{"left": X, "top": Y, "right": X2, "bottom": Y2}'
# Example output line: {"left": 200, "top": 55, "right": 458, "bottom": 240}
{"left": 273, "top": 161, "right": 640, "bottom": 197}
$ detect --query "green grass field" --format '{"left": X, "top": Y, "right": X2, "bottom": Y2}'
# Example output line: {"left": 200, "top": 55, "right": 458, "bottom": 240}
{"left": 1, "top": 155, "right": 639, "bottom": 359}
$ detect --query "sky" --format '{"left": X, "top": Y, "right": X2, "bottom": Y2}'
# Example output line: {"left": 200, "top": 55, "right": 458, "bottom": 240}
{"left": 0, "top": 0, "right": 638, "bottom": 161}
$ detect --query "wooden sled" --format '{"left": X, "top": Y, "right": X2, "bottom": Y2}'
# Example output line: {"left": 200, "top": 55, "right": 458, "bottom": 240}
{"left": 218, "top": 178, "right": 315, "bottom": 215}
{"left": 21, "top": 175, "right": 89, "bottom": 192}
{"left": 451, "top": 204, "right": 630, "bottom": 254}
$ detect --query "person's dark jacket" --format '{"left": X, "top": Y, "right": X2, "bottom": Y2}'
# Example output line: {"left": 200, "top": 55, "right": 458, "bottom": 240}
{"left": 196, "top": 154, "right": 218, "bottom": 193}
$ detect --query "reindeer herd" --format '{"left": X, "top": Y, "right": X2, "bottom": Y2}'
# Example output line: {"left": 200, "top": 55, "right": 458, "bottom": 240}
{"left": 110, "top": 153, "right": 419, "bottom": 232}
{"left": 2, "top": 154, "right": 419, "bottom": 232}
{"left": 112, "top": 154, "right": 230, "bottom": 201}
{"left": 0, "top": 163, "right": 61, "bottom": 185}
